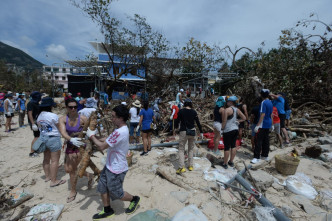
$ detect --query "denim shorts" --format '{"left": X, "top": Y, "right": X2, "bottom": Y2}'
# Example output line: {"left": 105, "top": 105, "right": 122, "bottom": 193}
{"left": 32, "top": 135, "right": 62, "bottom": 153}
{"left": 129, "top": 122, "right": 140, "bottom": 137}
{"left": 97, "top": 167, "right": 127, "bottom": 200}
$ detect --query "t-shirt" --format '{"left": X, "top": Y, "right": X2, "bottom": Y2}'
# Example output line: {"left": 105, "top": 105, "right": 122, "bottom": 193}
{"left": 18, "top": 98, "right": 26, "bottom": 111}
{"left": 272, "top": 96, "right": 285, "bottom": 115}
{"left": 103, "top": 93, "right": 109, "bottom": 105}
{"left": 172, "top": 105, "right": 179, "bottom": 119}
{"left": 27, "top": 101, "right": 40, "bottom": 124}
{"left": 37, "top": 112, "right": 60, "bottom": 137}
{"left": 260, "top": 99, "right": 273, "bottom": 129}
{"left": 129, "top": 107, "right": 140, "bottom": 123}
{"left": 139, "top": 108, "right": 154, "bottom": 130}
{"left": 251, "top": 105, "right": 260, "bottom": 124}
{"left": 78, "top": 107, "right": 96, "bottom": 118}
{"left": 105, "top": 125, "right": 129, "bottom": 174}
{"left": 178, "top": 108, "right": 203, "bottom": 133}
{"left": 272, "top": 106, "right": 280, "bottom": 124}
{"left": 176, "top": 92, "right": 181, "bottom": 105}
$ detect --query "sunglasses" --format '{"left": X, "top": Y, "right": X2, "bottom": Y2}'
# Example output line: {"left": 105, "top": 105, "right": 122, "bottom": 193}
{"left": 67, "top": 106, "right": 78, "bottom": 109}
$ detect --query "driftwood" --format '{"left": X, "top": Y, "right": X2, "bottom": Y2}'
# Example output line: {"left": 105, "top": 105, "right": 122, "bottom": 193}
{"left": 156, "top": 168, "right": 191, "bottom": 191}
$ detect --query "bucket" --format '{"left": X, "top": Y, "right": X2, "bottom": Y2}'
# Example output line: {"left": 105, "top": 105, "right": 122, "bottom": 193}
{"left": 275, "top": 154, "right": 300, "bottom": 175}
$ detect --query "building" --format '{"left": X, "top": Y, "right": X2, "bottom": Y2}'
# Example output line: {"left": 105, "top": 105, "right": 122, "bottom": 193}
{"left": 43, "top": 65, "right": 77, "bottom": 92}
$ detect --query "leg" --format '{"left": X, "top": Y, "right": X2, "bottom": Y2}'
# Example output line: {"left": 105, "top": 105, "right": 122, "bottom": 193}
{"left": 31, "top": 136, "right": 38, "bottom": 153}
{"left": 142, "top": 132, "right": 148, "bottom": 153}
{"left": 187, "top": 135, "right": 195, "bottom": 167}
{"left": 19, "top": 112, "right": 23, "bottom": 127}
{"left": 49, "top": 150, "right": 63, "bottom": 186}
{"left": 64, "top": 153, "right": 82, "bottom": 201}
{"left": 229, "top": 130, "right": 239, "bottom": 163}
{"left": 281, "top": 128, "right": 290, "bottom": 143}
{"left": 147, "top": 132, "right": 152, "bottom": 150}
{"left": 254, "top": 129, "right": 263, "bottom": 159}
{"left": 223, "top": 151, "right": 230, "bottom": 165}
{"left": 261, "top": 129, "right": 270, "bottom": 157}
{"left": 43, "top": 149, "right": 51, "bottom": 181}
{"left": 238, "top": 128, "right": 243, "bottom": 141}
{"left": 213, "top": 128, "right": 221, "bottom": 152}
{"left": 178, "top": 131, "right": 187, "bottom": 168}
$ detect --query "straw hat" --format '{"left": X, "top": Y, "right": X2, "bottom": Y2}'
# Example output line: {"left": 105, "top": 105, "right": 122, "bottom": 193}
{"left": 132, "top": 100, "right": 141, "bottom": 108}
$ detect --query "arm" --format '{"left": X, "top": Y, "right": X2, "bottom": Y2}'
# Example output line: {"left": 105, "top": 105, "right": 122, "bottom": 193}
{"left": 58, "top": 116, "right": 72, "bottom": 140}
{"left": 257, "top": 113, "right": 265, "bottom": 127}
{"left": 138, "top": 115, "right": 143, "bottom": 127}
{"left": 237, "top": 109, "right": 246, "bottom": 123}
{"left": 90, "top": 136, "right": 109, "bottom": 151}
{"left": 28, "top": 111, "right": 35, "bottom": 124}
{"left": 194, "top": 113, "right": 203, "bottom": 133}
{"left": 17, "top": 99, "right": 21, "bottom": 111}
{"left": 4, "top": 100, "right": 8, "bottom": 112}
{"left": 242, "top": 104, "right": 249, "bottom": 120}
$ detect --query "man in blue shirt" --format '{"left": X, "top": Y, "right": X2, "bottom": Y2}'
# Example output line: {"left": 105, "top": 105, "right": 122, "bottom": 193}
{"left": 270, "top": 92, "right": 290, "bottom": 144}
{"left": 251, "top": 89, "right": 273, "bottom": 164}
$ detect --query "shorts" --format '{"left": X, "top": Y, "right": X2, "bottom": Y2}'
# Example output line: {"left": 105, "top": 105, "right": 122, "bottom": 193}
{"left": 239, "top": 122, "right": 245, "bottom": 129}
{"left": 251, "top": 124, "right": 257, "bottom": 137}
{"left": 32, "top": 135, "right": 62, "bottom": 153}
{"left": 279, "top": 114, "right": 286, "bottom": 129}
{"left": 129, "top": 122, "right": 140, "bottom": 137}
{"left": 213, "top": 121, "right": 222, "bottom": 132}
{"left": 223, "top": 130, "right": 238, "bottom": 151}
{"left": 97, "top": 167, "right": 127, "bottom": 200}
{"left": 29, "top": 123, "right": 40, "bottom": 137}
{"left": 5, "top": 113, "right": 14, "bottom": 118}
{"left": 273, "top": 123, "right": 280, "bottom": 135}
{"left": 142, "top": 129, "right": 153, "bottom": 133}
{"left": 285, "top": 110, "right": 291, "bottom": 120}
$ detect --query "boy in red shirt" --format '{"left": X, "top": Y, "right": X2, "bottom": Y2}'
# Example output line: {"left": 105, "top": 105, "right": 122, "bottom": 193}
{"left": 272, "top": 106, "right": 283, "bottom": 148}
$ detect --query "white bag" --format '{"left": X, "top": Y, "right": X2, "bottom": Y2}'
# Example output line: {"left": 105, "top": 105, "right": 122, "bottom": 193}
{"left": 172, "top": 205, "right": 208, "bottom": 221}
{"left": 24, "top": 203, "right": 64, "bottom": 221}
{"left": 285, "top": 173, "right": 318, "bottom": 200}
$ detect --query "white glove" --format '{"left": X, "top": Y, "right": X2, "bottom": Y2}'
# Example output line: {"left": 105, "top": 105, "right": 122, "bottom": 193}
{"left": 270, "top": 125, "right": 275, "bottom": 132}
{"left": 220, "top": 130, "right": 224, "bottom": 136}
{"left": 200, "top": 133, "right": 204, "bottom": 139}
{"left": 86, "top": 127, "right": 97, "bottom": 138}
{"left": 170, "top": 115, "right": 173, "bottom": 120}
{"left": 6, "top": 112, "right": 11, "bottom": 117}
{"left": 254, "top": 125, "right": 261, "bottom": 133}
{"left": 135, "top": 125, "right": 140, "bottom": 132}
{"left": 153, "top": 123, "right": 157, "bottom": 130}
{"left": 70, "top": 137, "right": 84, "bottom": 147}
{"left": 32, "top": 124, "right": 38, "bottom": 131}
{"left": 19, "top": 110, "right": 23, "bottom": 113}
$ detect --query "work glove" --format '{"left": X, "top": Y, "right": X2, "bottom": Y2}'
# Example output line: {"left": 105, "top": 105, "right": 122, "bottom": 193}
{"left": 135, "top": 125, "right": 140, "bottom": 132}
{"left": 170, "top": 115, "right": 173, "bottom": 120}
{"left": 270, "top": 125, "right": 275, "bottom": 132}
{"left": 6, "top": 112, "right": 11, "bottom": 117}
{"left": 19, "top": 110, "right": 23, "bottom": 113}
{"left": 70, "top": 137, "right": 84, "bottom": 147}
{"left": 153, "top": 123, "right": 157, "bottom": 130}
{"left": 86, "top": 127, "right": 97, "bottom": 138}
{"left": 32, "top": 124, "right": 38, "bottom": 131}
{"left": 254, "top": 125, "right": 261, "bottom": 133}
{"left": 200, "top": 133, "right": 204, "bottom": 139}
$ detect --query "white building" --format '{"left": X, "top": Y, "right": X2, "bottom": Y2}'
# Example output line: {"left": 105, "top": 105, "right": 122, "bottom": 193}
{"left": 43, "top": 65, "right": 77, "bottom": 91}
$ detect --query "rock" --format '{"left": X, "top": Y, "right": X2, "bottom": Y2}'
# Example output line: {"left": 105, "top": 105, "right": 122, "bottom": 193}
{"left": 201, "top": 201, "right": 222, "bottom": 221}
{"left": 318, "top": 136, "right": 332, "bottom": 145}
{"left": 250, "top": 170, "right": 274, "bottom": 191}
{"left": 281, "top": 206, "right": 293, "bottom": 217}
{"left": 272, "top": 182, "right": 284, "bottom": 191}
{"left": 170, "top": 191, "right": 190, "bottom": 203}
{"left": 305, "top": 146, "right": 322, "bottom": 158}
{"left": 291, "top": 195, "right": 325, "bottom": 215}
{"left": 270, "top": 145, "right": 277, "bottom": 151}
{"left": 319, "top": 144, "right": 332, "bottom": 152}
{"left": 172, "top": 205, "right": 208, "bottom": 221}
{"left": 310, "top": 213, "right": 332, "bottom": 221}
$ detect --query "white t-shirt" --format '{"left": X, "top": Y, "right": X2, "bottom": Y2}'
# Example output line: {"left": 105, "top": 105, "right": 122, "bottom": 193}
{"left": 105, "top": 125, "right": 129, "bottom": 174}
{"left": 78, "top": 107, "right": 96, "bottom": 118}
{"left": 129, "top": 107, "right": 140, "bottom": 123}
{"left": 37, "top": 112, "right": 60, "bottom": 137}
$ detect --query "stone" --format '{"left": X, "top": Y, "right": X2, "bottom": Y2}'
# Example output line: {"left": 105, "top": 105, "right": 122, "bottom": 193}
{"left": 319, "top": 144, "right": 332, "bottom": 152}
{"left": 281, "top": 206, "right": 293, "bottom": 217}
{"left": 318, "top": 136, "right": 332, "bottom": 145}
{"left": 250, "top": 170, "right": 274, "bottom": 191}
{"left": 310, "top": 213, "right": 332, "bottom": 221}
{"left": 305, "top": 146, "right": 322, "bottom": 158}
{"left": 272, "top": 182, "right": 284, "bottom": 191}
{"left": 170, "top": 191, "right": 190, "bottom": 203}
{"left": 291, "top": 195, "right": 325, "bottom": 215}
{"left": 270, "top": 145, "right": 277, "bottom": 151}
{"left": 201, "top": 201, "right": 222, "bottom": 221}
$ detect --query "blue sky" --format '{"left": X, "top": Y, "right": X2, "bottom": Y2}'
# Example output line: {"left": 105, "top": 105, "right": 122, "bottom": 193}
{"left": 0, "top": 0, "right": 331, "bottom": 66}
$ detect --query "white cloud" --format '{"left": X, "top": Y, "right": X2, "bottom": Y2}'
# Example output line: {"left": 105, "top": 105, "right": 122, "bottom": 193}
{"left": 46, "top": 44, "right": 69, "bottom": 60}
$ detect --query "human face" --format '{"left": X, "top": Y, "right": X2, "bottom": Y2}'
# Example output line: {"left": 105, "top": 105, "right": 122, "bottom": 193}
{"left": 111, "top": 111, "right": 123, "bottom": 127}
{"left": 67, "top": 102, "right": 78, "bottom": 114}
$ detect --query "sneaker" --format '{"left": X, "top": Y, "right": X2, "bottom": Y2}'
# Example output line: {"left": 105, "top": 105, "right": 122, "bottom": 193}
{"left": 220, "top": 162, "right": 228, "bottom": 169}
{"left": 251, "top": 158, "right": 260, "bottom": 164}
{"left": 92, "top": 208, "right": 115, "bottom": 220}
{"left": 261, "top": 156, "right": 270, "bottom": 161}
{"left": 29, "top": 152, "right": 39, "bottom": 158}
{"left": 176, "top": 167, "right": 186, "bottom": 174}
{"left": 228, "top": 161, "right": 234, "bottom": 167}
{"left": 188, "top": 166, "right": 193, "bottom": 171}
{"left": 125, "top": 196, "right": 140, "bottom": 215}
{"left": 213, "top": 150, "right": 221, "bottom": 155}
{"left": 140, "top": 151, "right": 148, "bottom": 156}
{"left": 283, "top": 141, "right": 290, "bottom": 145}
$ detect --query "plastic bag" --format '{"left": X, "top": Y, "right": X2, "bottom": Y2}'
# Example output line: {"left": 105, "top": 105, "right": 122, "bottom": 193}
{"left": 128, "top": 209, "right": 171, "bottom": 221}
{"left": 24, "top": 203, "right": 64, "bottom": 221}
{"left": 253, "top": 206, "right": 276, "bottom": 221}
{"left": 285, "top": 173, "right": 318, "bottom": 200}
{"left": 172, "top": 205, "right": 208, "bottom": 221}
{"left": 8, "top": 188, "right": 34, "bottom": 208}
{"left": 203, "top": 166, "right": 237, "bottom": 183}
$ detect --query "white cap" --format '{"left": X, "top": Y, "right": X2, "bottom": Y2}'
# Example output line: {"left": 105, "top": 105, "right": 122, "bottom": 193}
{"left": 180, "top": 89, "right": 184, "bottom": 92}
{"left": 121, "top": 102, "right": 127, "bottom": 105}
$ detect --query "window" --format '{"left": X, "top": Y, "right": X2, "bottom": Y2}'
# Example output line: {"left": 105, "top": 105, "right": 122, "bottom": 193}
{"left": 53, "top": 68, "right": 59, "bottom": 73}
{"left": 45, "top": 67, "right": 51, "bottom": 72}
{"left": 62, "top": 68, "right": 67, "bottom": 72}
{"left": 55, "top": 76, "right": 59, "bottom": 80}
{"left": 62, "top": 77, "right": 66, "bottom": 80}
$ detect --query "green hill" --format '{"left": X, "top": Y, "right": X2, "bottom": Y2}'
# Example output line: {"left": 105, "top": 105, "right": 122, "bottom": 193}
{"left": 0, "top": 41, "right": 43, "bottom": 70}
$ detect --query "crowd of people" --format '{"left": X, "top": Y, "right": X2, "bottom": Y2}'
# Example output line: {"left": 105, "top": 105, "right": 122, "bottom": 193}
{"left": 0, "top": 87, "right": 292, "bottom": 220}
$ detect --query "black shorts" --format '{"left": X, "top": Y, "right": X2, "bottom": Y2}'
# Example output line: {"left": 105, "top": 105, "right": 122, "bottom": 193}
{"left": 142, "top": 129, "right": 153, "bottom": 133}
{"left": 5, "top": 113, "right": 14, "bottom": 118}
{"left": 29, "top": 124, "right": 40, "bottom": 137}
{"left": 223, "top": 130, "right": 238, "bottom": 151}
{"left": 279, "top": 114, "right": 286, "bottom": 129}
{"left": 239, "top": 122, "right": 245, "bottom": 129}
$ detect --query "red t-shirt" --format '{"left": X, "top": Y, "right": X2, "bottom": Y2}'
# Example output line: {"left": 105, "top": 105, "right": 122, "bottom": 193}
{"left": 272, "top": 106, "right": 280, "bottom": 124}
{"left": 172, "top": 105, "right": 179, "bottom": 119}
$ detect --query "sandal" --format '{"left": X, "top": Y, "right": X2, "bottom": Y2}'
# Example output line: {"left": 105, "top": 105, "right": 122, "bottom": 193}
{"left": 67, "top": 192, "right": 77, "bottom": 203}
{"left": 50, "top": 179, "right": 66, "bottom": 187}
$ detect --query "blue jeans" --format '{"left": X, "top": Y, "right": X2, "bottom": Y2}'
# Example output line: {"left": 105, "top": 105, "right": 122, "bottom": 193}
{"left": 129, "top": 122, "right": 140, "bottom": 137}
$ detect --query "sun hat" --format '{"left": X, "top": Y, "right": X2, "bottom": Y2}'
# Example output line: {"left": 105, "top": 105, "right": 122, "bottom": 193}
{"left": 85, "top": 97, "right": 95, "bottom": 108}
{"left": 7, "top": 91, "right": 12, "bottom": 94}
{"left": 132, "top": 100, "right": 141, "bottom": 108}
{"left": 121, "top": 101, "right": 127, "bottom": 105}
{"left": 215, "top": 96, "right": 225, "bottom": 107}
{"left": 228, "top": 96, "right": 238, "bottom": 102}
{"left": 180, "top": 89, "right": 184, "bottom": 92}
{"left": 39, "top": 97, "right": 56, "bottom": 107}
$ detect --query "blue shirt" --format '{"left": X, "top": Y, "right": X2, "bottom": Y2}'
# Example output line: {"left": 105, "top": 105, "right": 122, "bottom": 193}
{"left": 18, "top": 98, "right": 26, "bottom": 111}
{"left": 139, "top": 108, "right": 154, "bottom": 130}
{"left": 260, "top": 99, "right": 273, "bottom": 129}
{"left": 103, "top": 93, "right": 109, "bottom": 105}
{"left": 272, "top": 96, "right": 285, "bottom": 114}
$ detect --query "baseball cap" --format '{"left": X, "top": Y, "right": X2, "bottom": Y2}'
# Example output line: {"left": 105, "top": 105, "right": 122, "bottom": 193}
{"left": 180, "top": 89, "right": 184, "bottom": 92}
{"left": 228, "top": 96, "right": 238, "bottom": 102}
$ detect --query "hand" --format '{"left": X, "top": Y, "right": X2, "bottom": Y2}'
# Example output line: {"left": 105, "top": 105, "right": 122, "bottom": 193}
{"left": 32, "top": 124, "right": 38, "bottom": 131}
{"left": 254, "top": 125, "right": 261, "bottom": 133}
{"left": 170, "top": 115, "right": 173, "bottom": 120}
{"left": 135, "top": 125, "right": 140, "bottom": 132}
{"left": 19, "top": 110, "right": 23, "bottom": 113}
{"left": 70, "top": 137, "right": 84, "bottom": 147}
{"left": 200, "top": 133, "right": 204, "bottom": 139}
{"left": 153, "top": 123, "right": 157, "bottom": 130}
{"left": 86, "top": 127, "right": 96, "bottom": 138}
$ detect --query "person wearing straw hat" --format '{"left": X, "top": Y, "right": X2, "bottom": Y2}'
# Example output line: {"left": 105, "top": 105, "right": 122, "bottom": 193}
{"left": 4, "top": 93, "right": 14, "bottom": 132}
{"left": 129, "top": 100, "right": 141, "bottom": 144}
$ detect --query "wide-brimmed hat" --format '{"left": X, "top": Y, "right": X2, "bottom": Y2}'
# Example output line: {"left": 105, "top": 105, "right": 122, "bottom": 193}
{"left": 31, "top": 91, "right": 42, "bottom": 99}
{"left": 7, "top": 91, "right": 12, "bottom": 94}
{"left": 132, "top": 100, "right": 141, "bottom": 108}
{"left": 85, "top": 97, "right": 94, "bottom": 108}
{"left": 39, "top": 97, "right": 56, "bottom": 107}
